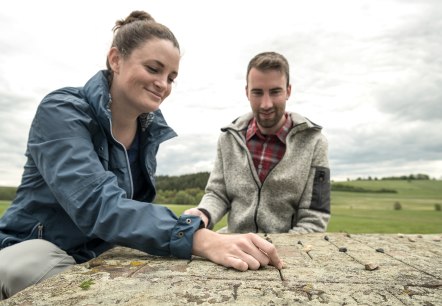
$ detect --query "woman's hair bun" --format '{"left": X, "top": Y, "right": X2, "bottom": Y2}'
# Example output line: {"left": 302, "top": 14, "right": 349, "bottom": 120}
{"left": 113, "top": 10, "right": 155, "bottom": 31}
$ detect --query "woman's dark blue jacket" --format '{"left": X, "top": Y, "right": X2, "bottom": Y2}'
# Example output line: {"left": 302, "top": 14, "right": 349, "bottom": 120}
{"left": 0, "top": 70, "right": 201, "bottom": 263}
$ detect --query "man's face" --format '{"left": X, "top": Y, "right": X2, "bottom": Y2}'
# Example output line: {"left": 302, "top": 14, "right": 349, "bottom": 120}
{"left": 246, "top": 68, "right": 291, "bottom": 135}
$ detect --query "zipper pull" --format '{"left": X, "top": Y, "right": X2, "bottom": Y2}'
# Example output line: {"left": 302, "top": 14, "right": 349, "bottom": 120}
{"left": 319, "top": 170, "right": 325, "bottom": 182}
{"left": 38, "top": 224, "right": 43, "bottom": 239}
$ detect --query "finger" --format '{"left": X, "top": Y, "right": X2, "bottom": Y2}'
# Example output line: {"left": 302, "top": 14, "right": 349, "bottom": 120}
{"left": 228, "top": 238, "right": 268, "bottom": 269}
{"left": 249, "top": 234, "right": 283, "bottom": 269}
{"left": 183, "top": 208, "right": 199, "bottom": 215}
{"left": 257, "top": 248, "right": 271, "bottom": 266}
{"left": 225, "top": 256, "right": 248, "bottom": 272}
{"left": 227, "top": 235, "right": 270, "bottom": 268}
{"left": 184, "top": 210, "right": 208, "bottom": 228}
{"left": 245, "top": 246, "right": 270, "bottom": 267}
{"left": 235, "top": 252, "right": 261, "bottom": 270}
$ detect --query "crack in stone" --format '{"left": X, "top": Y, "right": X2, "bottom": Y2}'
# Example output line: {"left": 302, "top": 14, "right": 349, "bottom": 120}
{"left": 232, "top": 283, "right": 240, "bottom": 300}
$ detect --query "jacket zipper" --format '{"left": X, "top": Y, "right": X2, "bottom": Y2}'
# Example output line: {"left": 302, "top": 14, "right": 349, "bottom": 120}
{"left": 107, "top": 118, "right": 134, "bottom": 199}
{"left": 253, "top": 163, "right": 282, "bottom": 233}
{"left": 253, "top": 188, "right": 262, "bottom": 233}
{"left": 38, "top": 224, "right": 43, "bottom": 239}
{"left": 229, "top": 124, "right": 300, "bottom": 233}
{"left": 229, "top": 129, "right": 262, "bottom": 233}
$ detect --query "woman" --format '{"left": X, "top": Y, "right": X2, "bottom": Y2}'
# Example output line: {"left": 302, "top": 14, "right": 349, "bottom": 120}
{"left": 0, "top": 11, "right": 282, "bottom": 300}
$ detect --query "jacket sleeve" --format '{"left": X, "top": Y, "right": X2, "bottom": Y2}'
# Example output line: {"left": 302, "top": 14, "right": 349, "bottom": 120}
{"left": 28, "top": 92, "right": 200, "bottom": 259}
{"left": 289, "top": 133, "right": 331, "bottom": 233}
{"left": 197, "top": 134, "right": 231, "bottom": 229}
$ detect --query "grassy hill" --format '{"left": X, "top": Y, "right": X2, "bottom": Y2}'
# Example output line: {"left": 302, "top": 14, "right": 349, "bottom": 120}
{"left": 334, "top": 179, "right": 442, "bottom": 198}
{"left": 1, "top": 179, "right": 441, "bottom": 233}
{"left": 327, "top": 179, "right": 442, "bottom": 233}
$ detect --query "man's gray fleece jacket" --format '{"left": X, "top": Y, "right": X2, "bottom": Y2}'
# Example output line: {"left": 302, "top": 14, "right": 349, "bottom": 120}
{"left": 198, "top": 112, "right": 330, "bottom": 233}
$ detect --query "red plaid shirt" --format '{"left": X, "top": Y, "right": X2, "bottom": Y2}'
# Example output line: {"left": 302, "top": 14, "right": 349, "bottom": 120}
{"left": 245, "top": 114, "right": 292, "bottom": 183}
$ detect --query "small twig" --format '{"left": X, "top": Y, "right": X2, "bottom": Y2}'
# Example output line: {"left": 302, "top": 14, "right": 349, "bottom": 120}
{"left": 278, "top": 267, "right": 285, "bottom": 281}
{"left": 263, "top": 233, "right": 285, "bottom": 281}
{"left": 298, "top": 240, "right": 313, "bottom": 259}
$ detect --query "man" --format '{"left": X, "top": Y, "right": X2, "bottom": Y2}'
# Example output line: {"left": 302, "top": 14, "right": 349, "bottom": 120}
{"left": 186, "top": 51, "right": 330, "bottom": 233}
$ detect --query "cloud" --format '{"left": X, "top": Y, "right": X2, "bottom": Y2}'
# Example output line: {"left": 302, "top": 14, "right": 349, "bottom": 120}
{"left": 375, "top": 75, "right": 442, "bottom": 122}
{"left": 325, "top": 0, "right": 442, "bottom": 180}
{"left": 156, "top": 134, "right": 218, "bottom": 175}
{"left": 1, "top": 0, "right": 442, "bottom": 186}
{"left": 368, "top": 4, "right": 442, "bottom": 122}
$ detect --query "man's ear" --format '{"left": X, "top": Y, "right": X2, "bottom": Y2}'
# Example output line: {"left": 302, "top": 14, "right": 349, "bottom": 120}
{"left": 245, "top": 85, "right": 248, "bottom": 98}
{"left": 107, "top": 47, "right": 121, "bottom": 74}
{"left": 286, "top": 84, "right": 292, "bottom": 99}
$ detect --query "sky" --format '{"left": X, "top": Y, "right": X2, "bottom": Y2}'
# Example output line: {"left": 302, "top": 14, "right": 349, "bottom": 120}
{"left": 1, "top": 0, "right": 441, "bottom": 186}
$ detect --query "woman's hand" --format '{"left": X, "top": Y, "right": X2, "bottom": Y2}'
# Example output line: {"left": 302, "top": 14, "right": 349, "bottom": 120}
{"left": 192, "top": 229, "right": 284, "bottom": 271}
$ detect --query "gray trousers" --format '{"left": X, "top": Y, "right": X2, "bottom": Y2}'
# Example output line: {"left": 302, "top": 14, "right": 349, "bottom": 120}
{"left": 0, "top": 239, "right": 76, "bottom": 300}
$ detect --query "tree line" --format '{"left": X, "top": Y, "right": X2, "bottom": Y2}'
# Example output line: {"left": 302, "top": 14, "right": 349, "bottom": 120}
{"left": 156, "top": 172, "right": 209, "bottom": 190}
{"left": 154, "top": 172, "right": 210, "bottom": 204}
{"left": 0, "top": 172, "right": 434, "bottom": 203}
{"left": 353, "top": 173, "right": 431, "bottom": 181}
{"left": 0, "top": 173, "right": 211, "bottom": 204}
{"left": 331, "top": 184, "right": 397, "bottom": 193}
{"left": 0, "top": 187, "right": 18, "bottom": 202}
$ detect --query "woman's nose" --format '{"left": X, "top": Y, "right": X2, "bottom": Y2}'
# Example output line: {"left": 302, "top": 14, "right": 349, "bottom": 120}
{"left": 154, "top": 77, "right": 167, "bottom": 90}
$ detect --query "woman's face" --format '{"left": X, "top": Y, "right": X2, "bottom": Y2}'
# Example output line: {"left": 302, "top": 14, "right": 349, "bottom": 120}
{"left": 109, "top": 38, "right": 180, "bottom": 116}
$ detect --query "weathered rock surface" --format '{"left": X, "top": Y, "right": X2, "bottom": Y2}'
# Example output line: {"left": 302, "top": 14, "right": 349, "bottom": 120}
{"left": 2, "top": 233, "right": 442, "bottom": 305}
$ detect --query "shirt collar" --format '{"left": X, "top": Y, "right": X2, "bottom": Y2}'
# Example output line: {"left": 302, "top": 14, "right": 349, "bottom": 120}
{"left": 246, "top": 113, "right": 292, "bottom": 144}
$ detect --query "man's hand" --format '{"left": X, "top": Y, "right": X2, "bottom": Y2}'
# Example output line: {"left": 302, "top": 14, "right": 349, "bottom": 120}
{"left": 184, "top": 208, "right": 209, "bottom": 228}
{"left": 192, "top": 229, "right": 284, "bottom": 272}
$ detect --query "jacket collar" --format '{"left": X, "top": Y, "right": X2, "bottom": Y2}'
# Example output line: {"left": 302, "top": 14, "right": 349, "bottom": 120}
{"left": 222, "top": 111, "right": 322, "bottom": 133}
{"left": 82, "top": 70, "right": 177, "bottom": 143}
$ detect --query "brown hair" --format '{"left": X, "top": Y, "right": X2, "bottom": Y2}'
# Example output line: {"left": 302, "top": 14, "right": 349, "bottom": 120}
{"left": 106, "top": 10, "right": 180, "bottom": 72}
{"left": 246, "top": 52, "right": 290, "bottom": 87}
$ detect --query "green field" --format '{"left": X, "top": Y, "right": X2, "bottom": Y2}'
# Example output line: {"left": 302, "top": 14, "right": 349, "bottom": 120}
{"left": 1, "top": 180, "right": 441, "bottom": 233}
{"left": 328, "top": 179, "right": 442, "bottom": 233}
{"left": 0, "top": 201, "right": 9, "bottom": 217}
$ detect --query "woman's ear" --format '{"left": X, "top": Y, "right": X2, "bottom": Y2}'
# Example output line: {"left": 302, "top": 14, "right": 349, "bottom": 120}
{"left": 107, "top": 47, "right": 121, "bottom": 74}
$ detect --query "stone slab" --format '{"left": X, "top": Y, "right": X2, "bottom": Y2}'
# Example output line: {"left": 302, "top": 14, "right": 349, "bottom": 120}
{"left": 2, "top": 233, "right": 442, "bottom": 305}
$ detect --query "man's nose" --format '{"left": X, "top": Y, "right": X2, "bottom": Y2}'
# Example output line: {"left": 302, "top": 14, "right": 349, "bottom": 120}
{"left": 260, "top": 93, "right": 273, "bottom": 109}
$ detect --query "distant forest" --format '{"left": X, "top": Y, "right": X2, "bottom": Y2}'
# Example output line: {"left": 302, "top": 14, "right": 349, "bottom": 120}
{"left": 353, "top": 173, "right": 431, "bottom": 181}
{"left": 0, "top": 172, "right": 211, "bottom": 203}
{"left": 156, "top": 172, "right": 210, "bottom": 191}
{"left": 0, "top": 172, "right": 434, "bottom": 203}
{"left": 154, "top": 172, "right": 210, "bottom": 204}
